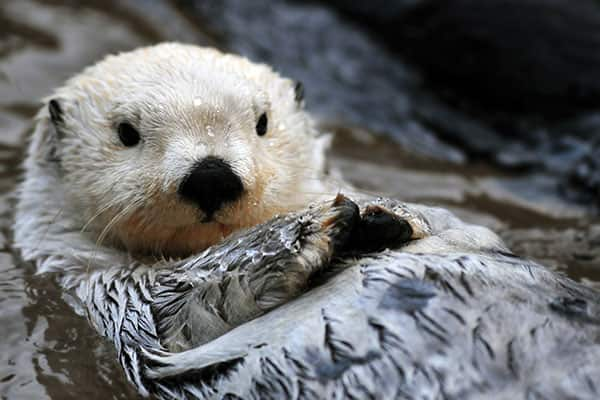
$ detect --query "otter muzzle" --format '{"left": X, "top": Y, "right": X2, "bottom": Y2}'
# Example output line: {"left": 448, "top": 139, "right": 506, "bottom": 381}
{"left": 178, "top": 157, "right": 244, "bottom": 220}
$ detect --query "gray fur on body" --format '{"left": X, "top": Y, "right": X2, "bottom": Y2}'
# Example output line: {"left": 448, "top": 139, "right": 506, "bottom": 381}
{"left": 147, "top": 252, "right": 600, "bottom": 400}
{"left": 16, "top": 177, "right": 600, "bottom": 399}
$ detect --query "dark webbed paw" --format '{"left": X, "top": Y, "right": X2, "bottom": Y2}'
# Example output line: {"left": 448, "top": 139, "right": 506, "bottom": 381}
{"left": 341, "top": 204, "right": 414, "bottom": 255}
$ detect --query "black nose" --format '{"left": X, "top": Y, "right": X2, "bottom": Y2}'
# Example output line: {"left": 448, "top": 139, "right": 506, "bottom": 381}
{"left": 178, "top": 157, "right": 244, "bottom": 219}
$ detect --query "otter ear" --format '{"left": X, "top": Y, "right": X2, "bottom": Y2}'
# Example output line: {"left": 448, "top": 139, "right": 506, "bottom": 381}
{"left": 294, "top": 81, "right": 304, "bottom": 104}
{"left": 28, "top": 98, "right": 66, "bottom": 163}
{"left": 48, "top": 99, "right": 65, "bottom": 139}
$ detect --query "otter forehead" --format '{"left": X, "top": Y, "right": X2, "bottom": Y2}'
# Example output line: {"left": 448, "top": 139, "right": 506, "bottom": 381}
{"left": 109, "top": 66, "right": 268, "bottom": 110}
{"left": 107, "top": 73, "right": 267, "bottom": 134}
{"left": 54, "top": 44, "right": 293, "bottom": 148}
{"left": 64, "top": 43, "right": 282, "bottom": 111}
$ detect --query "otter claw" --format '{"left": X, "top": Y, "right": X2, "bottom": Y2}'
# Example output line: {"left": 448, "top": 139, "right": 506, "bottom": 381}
{"left": 322, "top": 194, "right": 360, "bottom": 252}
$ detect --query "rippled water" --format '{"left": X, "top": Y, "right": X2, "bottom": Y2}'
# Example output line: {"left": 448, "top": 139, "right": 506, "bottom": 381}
{"left": 1, "top": 1, "right": 600, "bottom": 398}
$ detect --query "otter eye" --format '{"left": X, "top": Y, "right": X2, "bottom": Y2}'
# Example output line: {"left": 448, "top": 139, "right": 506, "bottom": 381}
{"left": 256, "top": 113, "right": 268, "bottom": 137}
{"left": 117, "top": 122, "right": 141, "bottom": 147}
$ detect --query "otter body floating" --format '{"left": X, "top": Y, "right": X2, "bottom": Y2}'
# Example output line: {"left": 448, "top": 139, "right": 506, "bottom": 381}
{"left": 13, "top": 43, "right": 600, "bottom": 399}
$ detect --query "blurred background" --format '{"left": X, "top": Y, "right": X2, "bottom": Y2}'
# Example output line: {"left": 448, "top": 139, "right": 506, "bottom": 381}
{"left": 2, "top": 0, "right": 600, "bottom": 398}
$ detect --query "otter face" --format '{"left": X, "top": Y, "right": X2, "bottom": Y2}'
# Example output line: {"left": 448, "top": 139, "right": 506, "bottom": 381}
{"left": 42, "top": 43, "right": 330, "bottom": 257}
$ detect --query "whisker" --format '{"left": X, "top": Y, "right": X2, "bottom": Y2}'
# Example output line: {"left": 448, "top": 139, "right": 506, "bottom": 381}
{"left": 96, "top": 202, "right": 138, "bottom": 248}
{"left": 32, "top": 206, "right": 65, "bottom": 255}
{"left": 85, "top": 201, "right": 141, "bottom": 274}
{"left": 81, "top": 201, "right": 115, "bottom": 233}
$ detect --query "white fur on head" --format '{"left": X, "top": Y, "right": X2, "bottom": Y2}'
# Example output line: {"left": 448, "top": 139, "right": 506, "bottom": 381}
{"left": 14, "top": 43, "right": 333, "bottom": 261}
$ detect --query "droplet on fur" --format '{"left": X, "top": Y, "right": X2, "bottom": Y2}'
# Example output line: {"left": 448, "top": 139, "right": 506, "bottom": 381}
{"left": 251, "top": 252, "right": 262, "bottom": 264}
{"left": 193, "top": 97, "right": 202, "bottom": 107}
{"left": 206, "top": 125, "right": 214, "bottom": 137}
{"left": 278, "top": 123, "right": 286, "bottom": 131}
{"left": 245, "top": 249, "right": 260, "bottom": 262}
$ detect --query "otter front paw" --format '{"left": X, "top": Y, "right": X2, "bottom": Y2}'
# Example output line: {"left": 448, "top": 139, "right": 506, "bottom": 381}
{"left": 240, "top": 193, "right": 360, "bottom": 309}
{"left": 153, "top": 194, "right": 361, "bottom": 349}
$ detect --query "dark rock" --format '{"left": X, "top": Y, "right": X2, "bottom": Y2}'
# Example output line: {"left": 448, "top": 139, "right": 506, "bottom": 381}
{"left": 327, "top": 0, "right": 600, "bottom": 116}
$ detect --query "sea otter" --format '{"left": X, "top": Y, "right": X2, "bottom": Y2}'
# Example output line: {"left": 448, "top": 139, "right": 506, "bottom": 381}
{"left": 13, "top": 43, "right": 600, "bottom": 399}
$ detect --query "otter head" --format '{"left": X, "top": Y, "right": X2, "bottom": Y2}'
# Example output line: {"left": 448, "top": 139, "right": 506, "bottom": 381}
{"left": 37, "top": 43, "right": 331, "bottom": 258}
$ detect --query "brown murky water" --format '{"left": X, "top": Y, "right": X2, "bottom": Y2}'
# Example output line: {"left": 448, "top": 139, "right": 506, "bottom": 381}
{"left": 1, "top": 1, "right": 600, "bottom": 399}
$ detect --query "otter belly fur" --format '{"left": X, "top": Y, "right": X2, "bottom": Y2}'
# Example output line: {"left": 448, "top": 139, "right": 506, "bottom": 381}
{"left": 13, "top": 43, "right": 600, "bottom": 399}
